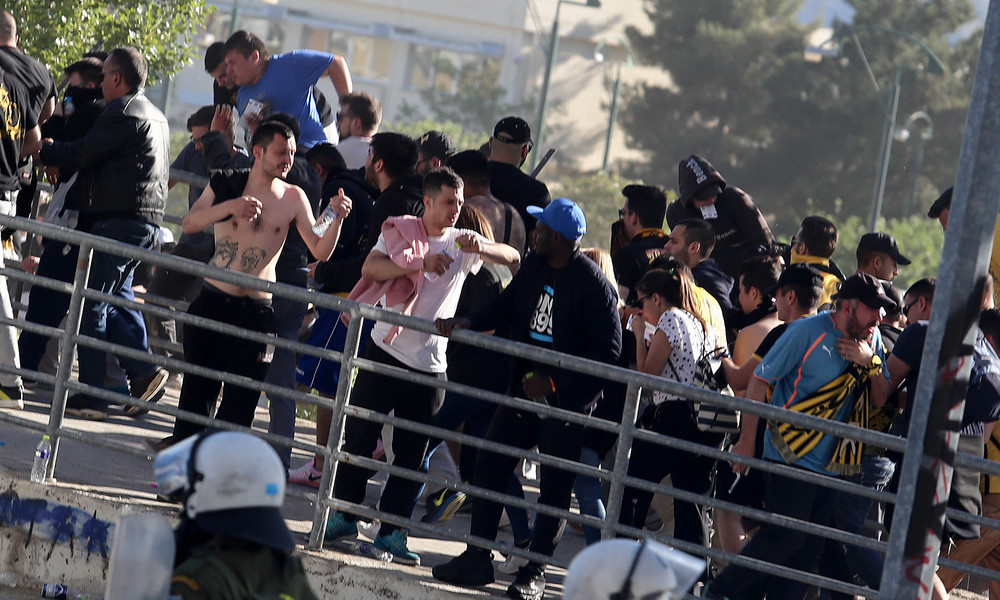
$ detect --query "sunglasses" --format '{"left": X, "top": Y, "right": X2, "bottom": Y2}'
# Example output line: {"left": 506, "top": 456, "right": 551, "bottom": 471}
{"left": 902, "top": 298, "right": 920, "bottom": 318}
{"left": 629, "top": 294, "right": 649, "bottom": 309}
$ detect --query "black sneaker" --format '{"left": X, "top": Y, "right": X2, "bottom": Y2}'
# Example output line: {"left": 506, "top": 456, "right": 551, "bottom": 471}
{"left": 422, "top": 489, "right": 467, "bottom": 524}
{"left": 65, "top": 393, "right": 108, "bottom": 421}
{"left": 507, "top": 563, "right": 545, "bottom": 600}
{"left": 432, "top": 548, "right": 495, "bottom": 587}
{"left": 125, "top": 367, "right": 169, "bottom": 417}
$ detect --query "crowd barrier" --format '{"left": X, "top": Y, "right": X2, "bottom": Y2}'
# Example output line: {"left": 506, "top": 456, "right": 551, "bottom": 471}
{"left": 1, "top": 210, "right": 998, "bottom": 600}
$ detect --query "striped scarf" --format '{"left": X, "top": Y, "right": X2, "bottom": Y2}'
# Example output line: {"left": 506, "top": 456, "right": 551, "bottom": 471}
{"left": 769, "top": 359, "right": 883, "bottom": 476}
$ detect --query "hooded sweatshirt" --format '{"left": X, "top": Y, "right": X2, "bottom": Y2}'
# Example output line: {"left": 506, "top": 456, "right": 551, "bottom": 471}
{"left": 667, "top": 154, "right": 774, "bottom": 277}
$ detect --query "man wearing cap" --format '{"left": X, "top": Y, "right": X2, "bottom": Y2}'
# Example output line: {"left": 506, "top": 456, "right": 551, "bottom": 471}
{"left": 488, "top": 116, "right": 551, "bottom": 238}
{"left": 433, "top": 198, "right": 621, "bottom": 600}
{"left": 856, "top": 232, "right": 910, "bottom": 282}
{"left": 336, "top": 92, "right": 380, "bottom": 169}
{"left": 706, "top": 273, "right": 892, "bottom": 600}
{"left": 613, "top": 184, "right": 670, "bottom": 304}
{"left": 667, "top": 154, "right": 773, "bottom": 278}
{"left": 416, "top": 130, "right": 457, "bottom": 175}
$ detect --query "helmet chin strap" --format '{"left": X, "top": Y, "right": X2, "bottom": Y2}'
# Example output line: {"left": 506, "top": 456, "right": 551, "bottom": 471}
{"left": 610, "top": 539, "right": 649, "bottom": 600}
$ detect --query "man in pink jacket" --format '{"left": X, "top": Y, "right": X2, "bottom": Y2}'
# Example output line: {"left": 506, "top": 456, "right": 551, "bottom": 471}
{"left": 324, "top": 167, "right": 520, "bottom": 566}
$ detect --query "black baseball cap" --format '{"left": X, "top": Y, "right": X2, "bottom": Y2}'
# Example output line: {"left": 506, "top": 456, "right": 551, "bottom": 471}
{"left": 857, "top": 232, "right": 911, "bottom": 266}
{"left": 927, "top": 187, "right": 953, "bottom": 219}
{"left": 418, "top": 130, "right": 457, "bottom": 160}
{"left": 765, "top": 264, "right": 824, "bottom": 296}
{"left": 832, "top": 273, "right": 897, "bottom": 310}
{"left": 493, "top": 116, "right": 532, "bottom": 145}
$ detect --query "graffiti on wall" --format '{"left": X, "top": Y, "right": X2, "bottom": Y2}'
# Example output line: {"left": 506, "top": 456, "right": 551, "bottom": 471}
{"left": 0, "top": 486, "right": 114, "bottom": 566}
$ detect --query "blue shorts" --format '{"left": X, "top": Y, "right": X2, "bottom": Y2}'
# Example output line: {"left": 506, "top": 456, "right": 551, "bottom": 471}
{"left": 295, "top": 306, "right": 373, "bottom": 396}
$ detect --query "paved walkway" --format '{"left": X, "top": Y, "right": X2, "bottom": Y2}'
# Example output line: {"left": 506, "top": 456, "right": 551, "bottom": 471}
{"left": 0, "top": 379, "right": 587, "bottom": 598}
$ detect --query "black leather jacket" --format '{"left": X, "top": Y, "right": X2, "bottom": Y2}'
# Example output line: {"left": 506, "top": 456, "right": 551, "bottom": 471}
{"left": 40, "top": 90, "right": 169, "bottom": 225}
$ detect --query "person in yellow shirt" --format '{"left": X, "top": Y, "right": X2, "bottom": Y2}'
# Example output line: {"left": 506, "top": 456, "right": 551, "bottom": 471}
{"left": 928, "top": 186, "right": 1000, "bottom": 307}
{"left": 788, "top": 216, "right": 844, "bottom": 310}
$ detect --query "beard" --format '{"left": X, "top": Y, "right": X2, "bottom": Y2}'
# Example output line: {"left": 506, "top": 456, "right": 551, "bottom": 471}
{"left": 846, "top": 311, "right": 877, "bottom": 340}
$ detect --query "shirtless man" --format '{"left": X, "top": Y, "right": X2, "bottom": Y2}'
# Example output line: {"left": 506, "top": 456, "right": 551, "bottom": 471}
{"left": 158, "top": 120, "right": 351, "bottom": 446}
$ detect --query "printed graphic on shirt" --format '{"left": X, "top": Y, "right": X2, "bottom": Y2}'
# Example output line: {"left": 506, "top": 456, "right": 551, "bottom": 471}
{"left": 529, "top": 284, "right": 554, "bottom": 344}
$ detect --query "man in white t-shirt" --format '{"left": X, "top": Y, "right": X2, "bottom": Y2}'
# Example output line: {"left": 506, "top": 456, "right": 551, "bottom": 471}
{"left": 335, "top": 92, "right": 379, "bottom": 169}
{"left": 323, "top": 167, "right": 520, "bottom": 566}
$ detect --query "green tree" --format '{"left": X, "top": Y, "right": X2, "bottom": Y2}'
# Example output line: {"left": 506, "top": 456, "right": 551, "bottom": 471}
{"left": 8, "top": 0, "right": 212, "bottom": 83}
{"left": 622, "top": 0, "right": 978, "bottom": 233}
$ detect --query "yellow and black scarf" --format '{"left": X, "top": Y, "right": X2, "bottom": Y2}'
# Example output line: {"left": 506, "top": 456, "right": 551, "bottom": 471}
{"left": 769, "top": 358, "right": 883, "bottom": 476}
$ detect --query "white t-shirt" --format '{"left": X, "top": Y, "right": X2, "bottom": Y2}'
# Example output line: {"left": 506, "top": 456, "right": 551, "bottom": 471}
{"left": 371, "top": 228, "right": 485, "bottom": 373}
{"left": 655, "top": 308, "right": 707, "bottom": 404}
{"left": 336, "top": 136, "right": 372, "bottom": 170}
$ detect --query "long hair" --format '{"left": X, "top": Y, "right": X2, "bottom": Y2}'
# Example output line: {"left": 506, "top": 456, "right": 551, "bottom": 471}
{"left": 456, "top": 203, "right": 495, "bottom": 241}
{"left": 637, "top": 257, "right": 707, "bottom": 331}
{"left": 582, "top": 247, "right": 623, "bottom": 311}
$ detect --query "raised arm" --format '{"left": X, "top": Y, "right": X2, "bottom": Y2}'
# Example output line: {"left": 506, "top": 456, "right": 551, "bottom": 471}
{"left": 326, "top": 55, "right": 353, "bottom": 97}
{"left": 295, "top": 186, "right": 350, "bottom": 261}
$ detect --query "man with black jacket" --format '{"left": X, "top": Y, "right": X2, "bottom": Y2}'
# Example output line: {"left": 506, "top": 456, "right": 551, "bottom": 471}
{"left": 433, "top": 198, "right": 622, "bottom": 600}
{"left": 289, "top": 132, "right": 421, "bottom": 485}
{"left": 488, "top": 116, "right": 550, "bottom": 244}
{"left": 667, "top": 154, "right": 773, "bottom": 278}
{"left": 39, "top": 47, "right": 170, "bottom": 420}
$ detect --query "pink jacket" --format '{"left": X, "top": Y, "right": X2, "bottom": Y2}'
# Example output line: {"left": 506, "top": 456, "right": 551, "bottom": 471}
{"left": 343, "top": 216, "right": 429, "bottom": 343}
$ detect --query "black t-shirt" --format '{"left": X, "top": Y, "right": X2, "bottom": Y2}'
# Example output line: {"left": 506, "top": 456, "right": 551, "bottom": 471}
{"left": 613, "top": 230, "right": 669, "bottom": 305}
{"left": 521, "top": 274, "right": 555, "bottom": 388}
{"left": 0, "top": 49, "right": 47, "bottom": 190}
{"left": 753, "top": 322, "right": 788, "bottom": 361}
{"left": 488, "top": 161, "right": 550, "bottom": 235}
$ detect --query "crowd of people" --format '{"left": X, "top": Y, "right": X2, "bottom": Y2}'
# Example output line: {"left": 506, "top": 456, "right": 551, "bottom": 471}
{"left": 5, "top": 17, "right": 1000, "bottom": 600}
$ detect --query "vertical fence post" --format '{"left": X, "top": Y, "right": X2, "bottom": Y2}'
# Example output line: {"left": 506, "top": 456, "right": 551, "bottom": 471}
{"left": 44, "top": 242, "right": 94, "bottom": 481}
{"left": 881, "top": 2, "right": 1000, "bottom": 597}
{"left": 308, "top": 308, "right": 365, "bottom": 549}
{"left": 602, "top": 382, "right": 641, "bottom": 540}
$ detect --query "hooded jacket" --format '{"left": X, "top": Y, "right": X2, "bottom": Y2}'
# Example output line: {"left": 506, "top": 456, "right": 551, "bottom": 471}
{"left": 667, "top": 155, "right": 773, "bottom": 277}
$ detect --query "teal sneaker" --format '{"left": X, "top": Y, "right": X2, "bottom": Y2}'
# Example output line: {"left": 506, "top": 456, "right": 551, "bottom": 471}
{"left": 374, "top": 528, "right": 420, "bottom": 566}
{"left": 324, "top": 511, "right": 357, "bottom": 545}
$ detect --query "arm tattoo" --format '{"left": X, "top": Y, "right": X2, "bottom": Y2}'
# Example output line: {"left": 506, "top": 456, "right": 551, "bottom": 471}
{"left": 240, "top": 247, "right": 267, "bottom": 271}
{"left": 213, "top": 237, "right": 238, "bottom": 269}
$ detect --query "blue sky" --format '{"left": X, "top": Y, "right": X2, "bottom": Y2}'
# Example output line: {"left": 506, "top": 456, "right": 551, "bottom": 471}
{"left": 798, "top": 0, "right": 989, "bottom": 25}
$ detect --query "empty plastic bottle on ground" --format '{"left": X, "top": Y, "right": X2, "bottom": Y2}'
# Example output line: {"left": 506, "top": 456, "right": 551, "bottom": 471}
{"left": 31, "top": 435, "right": 51, "bottom": 483}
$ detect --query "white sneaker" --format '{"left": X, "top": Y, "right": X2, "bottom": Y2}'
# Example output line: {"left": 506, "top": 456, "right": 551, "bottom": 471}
{"left": 357, "top": 518, "right": 381, "bottom": 541}
{"left": 288, "top": 458, "right": 323, "bottom": 488}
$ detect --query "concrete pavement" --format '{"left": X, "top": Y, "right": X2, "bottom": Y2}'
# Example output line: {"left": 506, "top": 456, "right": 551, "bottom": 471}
{"left": 0, "top": 379, "right": 587, "bottom": 598}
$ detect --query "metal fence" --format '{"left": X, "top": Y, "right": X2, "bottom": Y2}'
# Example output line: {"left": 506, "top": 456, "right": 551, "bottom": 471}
{"left": 1, "top": 211, "right": 998, "bottom": 599}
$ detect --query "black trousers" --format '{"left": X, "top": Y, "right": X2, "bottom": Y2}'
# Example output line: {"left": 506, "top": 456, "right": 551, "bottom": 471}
{"left": 172, "top": 285, "right": 275, "bottom": 440}
{"left": 469, "top": 403, "right": 587, "bottom": 558}
{"left": 332, "top": 342, "right": 445, "bottom": 536}
{"left": 617, "top": 400, "right": 722, "bottom": 546}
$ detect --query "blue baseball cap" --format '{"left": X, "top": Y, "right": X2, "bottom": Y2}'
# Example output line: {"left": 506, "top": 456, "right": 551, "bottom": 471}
{"left": 527, "top": 197, "right": 587, "bottom": 241}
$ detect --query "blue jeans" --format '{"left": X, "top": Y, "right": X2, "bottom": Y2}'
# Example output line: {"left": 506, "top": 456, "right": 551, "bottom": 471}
{"left": 823, "top": 454, "right": 896, "bottom": 597}
{"left": 573, "top": 446, "right": 606, "bottom": 545}
{"left": 266, "top": 291, "right": 308, "bottom": 468}
{"left": 77, "top": 219, "right": 159, "bottom": 404}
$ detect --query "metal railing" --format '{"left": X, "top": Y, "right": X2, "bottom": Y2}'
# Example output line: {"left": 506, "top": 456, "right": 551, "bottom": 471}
{"left": 1, "top": 212, "right": 997, "bottom": 599}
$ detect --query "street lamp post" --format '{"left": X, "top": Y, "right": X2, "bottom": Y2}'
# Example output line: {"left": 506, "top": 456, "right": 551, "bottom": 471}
{"left": 809, "top": 26, "right": 945, "bottom": 230}
{"left": 593, "top": 35, "right": 635, "bottom": 174}
{"left": 894, "top": 110, "right": 935, "bottom": 216}
{"left": 531, "top": 0, "right": 601, "bottom": 171}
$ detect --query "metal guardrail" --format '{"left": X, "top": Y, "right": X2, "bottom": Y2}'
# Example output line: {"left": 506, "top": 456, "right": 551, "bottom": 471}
{"left": 0, "top": 212, "right": 996, "bottom": 598}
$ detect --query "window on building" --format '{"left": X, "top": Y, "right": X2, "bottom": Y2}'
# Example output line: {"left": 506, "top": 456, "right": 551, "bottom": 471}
{"left": 302, "top": 28, "right": 392, "bottom": 81}
{"left": 405, "top": 44, "right": 500, "bottom": 93}
{"left": 204, "top": 12, "right": 285, "bottom": 52}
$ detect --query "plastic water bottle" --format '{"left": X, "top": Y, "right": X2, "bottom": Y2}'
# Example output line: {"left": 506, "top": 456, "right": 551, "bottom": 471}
{"left": 42, "top": 584, "right": 103, "bottom": 599}
{"left": 424, "top": 241, "right": 462, "bottom": 281}
{"left": 63, "top": 97, "right": 74, "bottom": 117}
{"left": 312, "top": 203, "right": 339, "bottom": 236}
{"left": 31, "top": 435, "right": 51, "bottom": 483}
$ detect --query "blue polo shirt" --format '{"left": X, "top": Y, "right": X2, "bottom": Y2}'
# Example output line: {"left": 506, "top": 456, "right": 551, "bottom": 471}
{"left": 754, "top": 311, "right": 888, "bottom": 475}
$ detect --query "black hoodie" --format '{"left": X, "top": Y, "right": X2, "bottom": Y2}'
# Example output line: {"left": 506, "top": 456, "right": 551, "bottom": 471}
{"left": 667, "top": 155, "right": 774, "bottom": 278}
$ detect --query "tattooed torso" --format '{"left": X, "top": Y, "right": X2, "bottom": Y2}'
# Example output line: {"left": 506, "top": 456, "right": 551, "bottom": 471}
{"left": 206, "top": 178, "right": 304, "bottom": 299}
